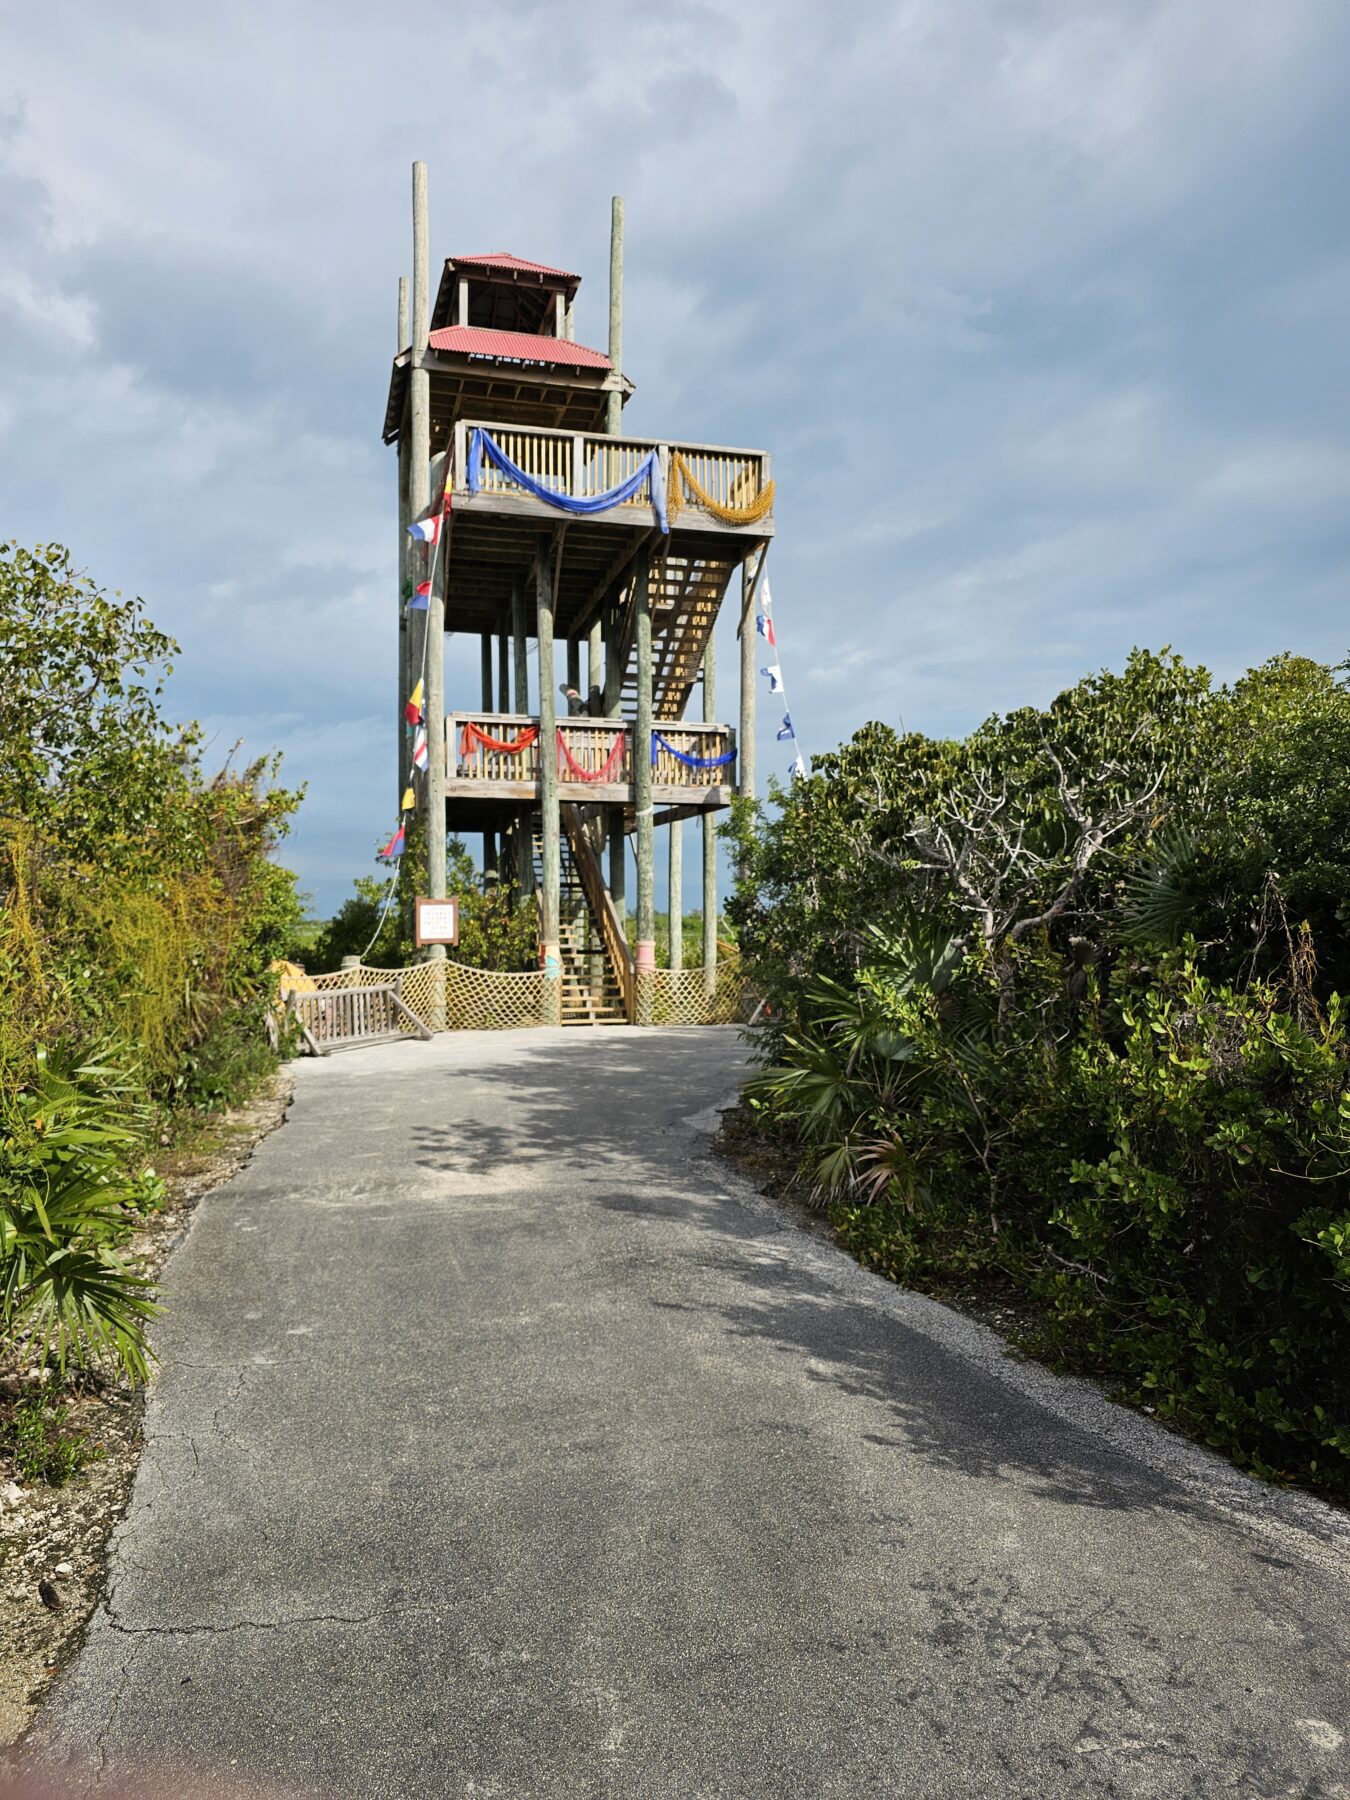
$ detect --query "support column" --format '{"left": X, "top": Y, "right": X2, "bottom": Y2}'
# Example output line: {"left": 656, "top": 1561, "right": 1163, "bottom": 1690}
{"left": 668, "top": 818, "right": 683, "bottom": 972}
{"left": 634, "top": 548, "right": 655, "bottom": 1019}
{"left": 511, "top": 577, "right": 532, "bottom": 897}
{"left": 587, "top": 616, "right": 604, "bottom": 714}
{"left": 536, "top": 540, "right": 562, "bottom": 1021}
{"left": 738, "top": 550, "right": 758, "bottom": 810}
{"left": 566, "top": 638, "right": 581, "bottom": 705}
{"left": 702, "top": 634, "right": 718, "bottom": 991}
{"left": 410, "top": 161, "right": 446, "bottom": 1022}
{"left": 498, "top": 629, "right": 509, "bottom": 712}
{"left": 480, "top": 635, "right": 496, "bottom": 880}
{"left": 604, "top": 597, "right": 626, "bottom": 929}
{"left": 512, "top": 578, "right": 529, "bottom": 713}
{"left": 606, "top": 196, "right": 624, "bottom": 437}
{"left": 396, "top": 275, "right": 410, "bottom": 806}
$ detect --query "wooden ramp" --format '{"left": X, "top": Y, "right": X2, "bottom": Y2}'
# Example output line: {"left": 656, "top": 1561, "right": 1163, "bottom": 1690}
{"left": 286, "top": 983, "right": 433, "bottom": 1056}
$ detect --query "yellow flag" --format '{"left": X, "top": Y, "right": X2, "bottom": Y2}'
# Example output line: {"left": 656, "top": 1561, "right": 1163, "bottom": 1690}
{"left": 400, "top": 787, "right": 414, "bottom": 812}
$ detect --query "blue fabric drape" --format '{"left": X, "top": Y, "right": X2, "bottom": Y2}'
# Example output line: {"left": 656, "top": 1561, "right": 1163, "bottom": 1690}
{"left": 467, "top": 427, "right": 669, "bottom": 534}
{"left": 651, "top": 731, "right": 737, "bottom": 770}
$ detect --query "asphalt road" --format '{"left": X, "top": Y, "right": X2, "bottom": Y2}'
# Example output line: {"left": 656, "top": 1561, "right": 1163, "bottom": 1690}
{"left": 28, "top": 1027, "right": 1350, "bottom": 1798}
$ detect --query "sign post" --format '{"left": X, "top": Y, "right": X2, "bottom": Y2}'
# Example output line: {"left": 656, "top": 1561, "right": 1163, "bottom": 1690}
{"left": 414, "top": 896, "right": 459, "bottom": 948}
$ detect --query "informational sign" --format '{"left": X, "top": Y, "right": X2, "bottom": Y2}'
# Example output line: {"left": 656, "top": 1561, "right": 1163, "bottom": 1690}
{"left": 414, "top": 897, "right": 459, "bottom": 947}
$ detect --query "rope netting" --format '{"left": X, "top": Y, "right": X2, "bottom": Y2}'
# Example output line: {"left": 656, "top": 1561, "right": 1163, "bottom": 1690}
{"left": 300, "top": 961, "right": 553, "bottom": 1031}
{"left": 637, "top": 958, "right": 746, "bottom": 1026}
{"left": 289, "top": 959, "right": 748, "bottom": 1031}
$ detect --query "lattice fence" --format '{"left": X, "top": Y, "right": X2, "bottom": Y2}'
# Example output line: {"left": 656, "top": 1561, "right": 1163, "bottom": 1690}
{"left": 444, "top": 961, "right": 554, "bottom": 1031}
{"left": 637, "top": 958, "right": 747, "bottom": 1026}
{"left": 303, "top": 961, "right": 553, "bottom": 1032}
{"left": 294, "top": 958, "right": 749, "bottom": 1031}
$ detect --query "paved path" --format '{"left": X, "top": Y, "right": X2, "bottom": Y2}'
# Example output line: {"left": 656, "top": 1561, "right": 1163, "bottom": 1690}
{"left": 31, "top": 1029, "right": 1350, "bottom": 1798}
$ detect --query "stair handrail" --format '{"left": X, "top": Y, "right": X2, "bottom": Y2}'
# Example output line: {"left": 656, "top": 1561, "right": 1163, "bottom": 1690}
{"left": 562, "top": 803, "right": 635, "bottom": 1023}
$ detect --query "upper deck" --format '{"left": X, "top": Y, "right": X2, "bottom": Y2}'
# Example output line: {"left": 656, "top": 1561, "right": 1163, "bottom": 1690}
{"left": 448, "top": 418, "right": 773, "bottom": 539}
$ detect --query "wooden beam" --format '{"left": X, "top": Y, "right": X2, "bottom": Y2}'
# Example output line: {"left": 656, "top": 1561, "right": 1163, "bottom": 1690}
{"left": 668, "top": 816, "right": 683, "bottom": 972}
{"left": 397, "top": 274, "right": 410, "bottom": 809}
{"left": 606, "top": 195, "right": 624, "bottom": 437}
{"left": 738, "top": 548, "right": 759, "bottom": 808}
{"left": 537, "top": 537, "right": 562, "bottom": 1019}
{"left": 633, "top": 543, "right": 655, "bottom": 1019}
{"left": 702, "top": 633, "right": 717, "bottom": 987}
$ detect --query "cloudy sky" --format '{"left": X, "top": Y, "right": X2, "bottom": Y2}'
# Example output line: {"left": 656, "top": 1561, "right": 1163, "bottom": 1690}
{"left": 4, "top": 1, "right": 1348, "bottom": 914}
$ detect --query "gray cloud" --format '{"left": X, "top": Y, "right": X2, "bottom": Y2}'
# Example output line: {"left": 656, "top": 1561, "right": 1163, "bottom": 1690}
{"left": 2, "top": 0, "right": 1348, "bottom": 911}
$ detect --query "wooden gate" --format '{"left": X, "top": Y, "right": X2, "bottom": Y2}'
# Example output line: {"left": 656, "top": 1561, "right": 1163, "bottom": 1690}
{"left": 285, "top": 983, "right": 433, "bottom": 1055}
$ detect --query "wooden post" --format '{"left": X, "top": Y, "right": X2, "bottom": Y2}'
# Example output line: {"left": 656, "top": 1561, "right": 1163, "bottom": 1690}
{"left": 497, "top": 630, "right": 509, "bottom": 712}
{"left": 512, "top": 577, "right": 532, "bottom": 896}
{"left": 554, "top": 290, "right": 566, "bottom": 337}
{"left": 410, "top": 161, "right": 446, "bottom": 1020}
{"left": 566, "top": 638, "right": 580, "bottom": 700}
{"left": 536, "top": 540, "right": 562, "bottom": 1019}
{"left": 512, "top": 578, "right": 529, "bottom": 712}
{"left": 738, "top": 551, "right": 757, "bottom": 807}
{"left": 702, "top": 634, "right": 717, "bottom": 992}
{"left": 457, "top": 276, "right": 468, "bottom": 327}
{"left": 587, "top": 616, "right": 604, "bottom": 714}
{"left": 668, "top": 818, "right": 683, "bottom": 972}
{"left": 481, "top": 634, "right": 496, "bottom": 879}
{"left": 606, "top": 196, "right": 623, "bottom": 438}
{"left": 604, "top": 598, "right": 626, "bottom": 926}
{"left": 633, "top": 547, "right": 655, "bottom": 1019}
{"left": 397, "top": 275, "right": 410, "bottom": 806}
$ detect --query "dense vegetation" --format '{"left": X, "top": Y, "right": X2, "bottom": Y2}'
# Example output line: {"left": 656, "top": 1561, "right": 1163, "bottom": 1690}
{"left": 729, "top": 649, "right": 1350, "bottom": 1497}
{"left": 311, "top": 817, "right": 537, "bottom": 974}
{"left": 1, "top": 541, "right": 302, "bottom": 1384}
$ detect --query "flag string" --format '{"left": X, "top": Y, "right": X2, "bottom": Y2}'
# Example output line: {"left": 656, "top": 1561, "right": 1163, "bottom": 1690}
{"left": 754, "top": 571, "right": 806, "bottom": 781}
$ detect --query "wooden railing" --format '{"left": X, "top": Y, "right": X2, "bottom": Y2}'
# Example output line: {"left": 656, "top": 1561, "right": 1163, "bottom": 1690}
{"left": 449, "top": 714, "right": 736, "bottom": 793}
{"left": 451, "top": 419, "right": 772, "bottom": 529}
{"left": 647, "top": 723, "right": 738, "bottom": 790}
{"left": 563, "top": 805, "right": 635, "bottom": 1023}
{"left": 286, "top": 984, "right": 433, "bottom": 1055}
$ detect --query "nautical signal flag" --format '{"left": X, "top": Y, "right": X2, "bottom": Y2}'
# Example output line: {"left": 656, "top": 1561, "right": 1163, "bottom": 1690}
{"left": 408, "top": 581, "right": 430, "bottom": 611}
{"left": 777, "top": 713, "right": 795, "bottom": 741}
{"left": 761, "top": 665, "right": 784, "bottom": 693}
{"left": 400, "top": 787, "right": 414, "bottom": 812}
{"left": 755, "top": 614, "right": 776, "bottom": 646}
{"left": 412, "top": 725, "right": 429, "bottom": 771}
{"left": 404, "top": 679, "right": 424, "bottom": 725}
{"left": 408, "top": 515, "right": 441, "bottom": 544}
{"left": 379, "top": 825, "right": 406, "bottom": 860}
{"left": 791, "top": 755, "right": 807, "bottom": 779}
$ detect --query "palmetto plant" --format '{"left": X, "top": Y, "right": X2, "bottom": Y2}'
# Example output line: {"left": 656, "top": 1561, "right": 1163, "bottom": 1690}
{"left": 1, "top": 1048, "right": 159, "bottom": 1382}
{"left": 745, "top": 916, "right": 971, "bottom": 1199}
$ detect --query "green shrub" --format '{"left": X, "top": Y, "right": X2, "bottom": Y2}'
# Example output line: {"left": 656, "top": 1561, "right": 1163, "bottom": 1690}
{"left": 739, "top": 649, "right": 1350, "bottom": 1497}
{"left": 0, "top": 1049, "right": 160, "bottom": 1383}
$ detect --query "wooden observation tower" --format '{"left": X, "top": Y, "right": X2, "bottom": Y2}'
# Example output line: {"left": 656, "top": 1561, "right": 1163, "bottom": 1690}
{"left": 384, "top": 163, "right": 771, "bottom": 1025}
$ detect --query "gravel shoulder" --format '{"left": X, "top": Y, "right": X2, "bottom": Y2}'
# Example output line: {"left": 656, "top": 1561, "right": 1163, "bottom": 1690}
{"left": 0, "top": 1071, "right": 292, "bottom": 1751}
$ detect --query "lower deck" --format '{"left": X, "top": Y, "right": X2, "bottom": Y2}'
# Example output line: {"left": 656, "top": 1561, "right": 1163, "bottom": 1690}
{"left": 444, "top": 712, "right": 736, "bottom": 813}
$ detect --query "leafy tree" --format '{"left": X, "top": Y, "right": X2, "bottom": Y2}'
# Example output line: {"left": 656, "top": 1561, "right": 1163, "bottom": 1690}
{"left": 735, "top": 647, "right": 1350, "bottom": 1496}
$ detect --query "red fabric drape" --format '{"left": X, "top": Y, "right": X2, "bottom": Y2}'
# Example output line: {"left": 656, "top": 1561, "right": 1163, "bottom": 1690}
{"left": 556, "top": 729, "right": 626, "bottom": 783}
{"left": 460, "top": 720, "right": 540, "bottom": 757}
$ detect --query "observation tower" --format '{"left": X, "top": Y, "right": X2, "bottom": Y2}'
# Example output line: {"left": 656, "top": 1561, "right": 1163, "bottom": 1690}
{"left": 383, "top": 164, "right": 772, "bottom": 1024}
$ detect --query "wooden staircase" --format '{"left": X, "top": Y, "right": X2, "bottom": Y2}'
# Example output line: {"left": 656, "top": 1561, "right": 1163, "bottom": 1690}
{"left": 531, "top": 824, "right": 629, "bottom": 1026}
{"left": 619, "top": 553, "right": 738, "bottom": 722}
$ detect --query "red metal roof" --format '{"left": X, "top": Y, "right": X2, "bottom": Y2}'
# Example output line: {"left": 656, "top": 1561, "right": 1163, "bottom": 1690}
{"left": 452, "top": 252, "right": 580, "bottom": 284}
{"left": 426, "top": 326, "right": 610, "bottom": 369}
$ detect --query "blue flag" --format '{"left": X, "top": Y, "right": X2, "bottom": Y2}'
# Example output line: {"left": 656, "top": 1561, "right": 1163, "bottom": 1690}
{"left": 777, "top": 714, "right": 795, "bottom": 741}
